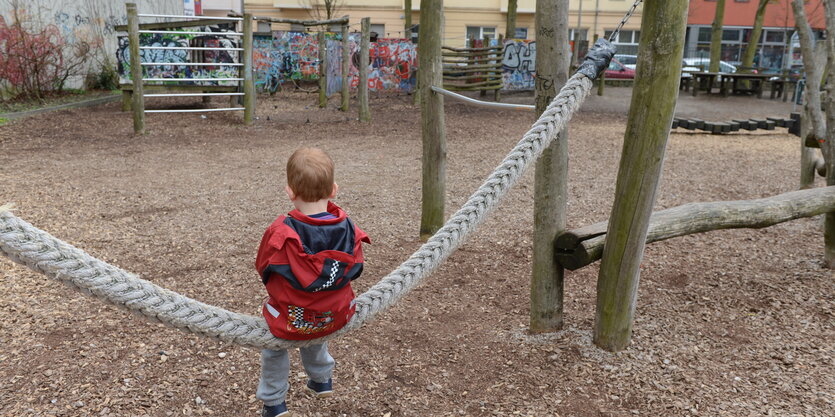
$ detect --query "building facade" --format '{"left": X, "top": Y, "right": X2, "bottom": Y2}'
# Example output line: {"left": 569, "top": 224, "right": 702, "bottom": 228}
{"left": 242, "top": 0, "right": 643, "bottom": 49}
{"left": 685, "top": 0, "right": 826, "bottom": 72}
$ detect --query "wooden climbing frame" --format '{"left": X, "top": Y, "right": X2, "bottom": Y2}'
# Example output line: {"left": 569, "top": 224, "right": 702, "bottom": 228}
{"left": 441, "top": 38, "right": 503, "bottom": 101}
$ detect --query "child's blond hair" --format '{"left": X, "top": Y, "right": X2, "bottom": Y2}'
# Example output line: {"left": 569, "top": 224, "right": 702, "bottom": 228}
{"left": 286, "top": 147, "right": 335, "bottom": 202}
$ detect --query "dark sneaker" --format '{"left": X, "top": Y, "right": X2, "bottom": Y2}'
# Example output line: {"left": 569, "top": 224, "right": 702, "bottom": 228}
{"left": 306, "top": 379, "right": 333, "bottom": 398}
{"left": 261, "top": 402, "right": 289, "bottom": 417}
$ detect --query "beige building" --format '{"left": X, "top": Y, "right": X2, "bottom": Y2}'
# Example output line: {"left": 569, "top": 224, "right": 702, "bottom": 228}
{"left": 241, "top": 0, "right": 642, "bottom": 49}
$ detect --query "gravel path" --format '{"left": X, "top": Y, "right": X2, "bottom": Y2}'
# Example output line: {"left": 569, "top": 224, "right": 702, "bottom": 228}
{"left": 0, "top": 87, "right": 831, "bottom": 417}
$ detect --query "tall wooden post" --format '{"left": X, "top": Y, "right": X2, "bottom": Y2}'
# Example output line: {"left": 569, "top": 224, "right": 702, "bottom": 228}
{"left": 359, "top": 17, "right": 371, "bottom": 122}
{"left": 495, "top": 33, "right": 503, "bottom": 102}
{"left": 340, "top": 23, "right": 350, "bottom": 111}
{"left": 481, "top": 34, "right": 490, "bottom": 97}
{"left": 126, "top": 3, "right": 145, "bottom": 134}
{"left": 318, "top": 30, "right": 328, "bottom": 108}
{"left": 529, "top": 0, "right": 570, "bottom": 333}
{"left": 404, "top": 0, "right": 412, "bottom": 40}
{"left": 821, "top": 0, "right": 835, "bottom": 268}
{"left": 594, "top": 0, "right": 688, "bottom": 352}
{"left": 243, "top": 13, "right": 255, "bottom": 124}
{"left": 418, "top": 0, "right": 444, "bottom": 239}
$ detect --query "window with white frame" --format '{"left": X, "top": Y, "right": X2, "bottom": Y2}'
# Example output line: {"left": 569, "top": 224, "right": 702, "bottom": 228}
{"left": 466, "top": 26, "right": 496, "bottom": 40}
{"left": 514, "top": 27, "right": 528, "bottom": 39}
{"left": 604, "top": 29, "right": 640, "bottom": 54}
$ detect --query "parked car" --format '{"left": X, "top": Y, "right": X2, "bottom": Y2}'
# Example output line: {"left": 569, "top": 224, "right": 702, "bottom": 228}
{"left": 614, "top": 54, "right": 638, "bottom": 69}
{"left": 604, "top": 58, "right": 636, "bottom": 79}
{"left": 682, "top": 57, "right": 737, "bottom": 73}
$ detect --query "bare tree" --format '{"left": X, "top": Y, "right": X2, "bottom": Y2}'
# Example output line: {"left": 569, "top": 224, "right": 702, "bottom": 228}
{"left": 739, "top": 0, "right": 772, "bottom": 72}
{"left": 299, "top": 0, "right": 344, "bottom": 21}
{"left": 708, "top": 0, "right": 726, "bottom": 72}
{"left": 821, "top": 0, "right": 835, "bottom": 267}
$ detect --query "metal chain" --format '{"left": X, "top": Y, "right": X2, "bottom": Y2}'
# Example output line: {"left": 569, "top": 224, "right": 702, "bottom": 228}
{"left": 607, "top": 0, "right": 643, "bottom": 43}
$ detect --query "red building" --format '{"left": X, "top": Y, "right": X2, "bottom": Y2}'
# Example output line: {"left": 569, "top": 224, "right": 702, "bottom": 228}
{"left": 685, "top": 0, "right": 826, "bottom": 72}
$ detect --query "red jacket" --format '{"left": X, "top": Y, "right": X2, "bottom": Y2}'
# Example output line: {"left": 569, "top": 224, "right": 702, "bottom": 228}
{"left": 256, "top": 202, "right": 369, "bottom": 340}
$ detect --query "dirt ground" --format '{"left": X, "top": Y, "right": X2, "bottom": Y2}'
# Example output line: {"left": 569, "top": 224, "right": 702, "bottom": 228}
{"left": 0, "top": 86, "right": 832, "bottom": 417}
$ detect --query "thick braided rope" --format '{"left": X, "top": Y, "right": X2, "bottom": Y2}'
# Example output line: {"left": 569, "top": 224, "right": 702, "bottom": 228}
{"left": 0, "top": 73, "right": 594, "bottom": 349}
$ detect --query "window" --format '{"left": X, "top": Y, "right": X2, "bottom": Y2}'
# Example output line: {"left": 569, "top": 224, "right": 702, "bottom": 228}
{"left": 466, "top": 26, "right": 496, "bottom": 40}
{"left": 605, "top": 29, "right": 639, "bottom": 54}
{"left": 698, "top": 27, "right": 711, "bottom": 42}
{"left": 687, "top": 26, "right": 795, "bottom": 72}
{"left": 370, "top": 23, "right": 385, "bottom": 39}
{"left": 514, "top": 27, "right": 528, "bottom": 39}
{"left": 570, "top": 28, "right": 588, "bottom": 41}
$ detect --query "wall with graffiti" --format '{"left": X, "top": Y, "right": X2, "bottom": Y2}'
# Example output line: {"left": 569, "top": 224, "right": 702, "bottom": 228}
{"left": 0, "top": 0, "right": 182, "bottom": 89}
{"left": 253, "top": 30, "right": 416, "bottom": 95}
{"left": 116, "top": 24, "right": 240, "bottom": 85}
{"left": 502, "top": 39, "right": 536, "bottom": 91}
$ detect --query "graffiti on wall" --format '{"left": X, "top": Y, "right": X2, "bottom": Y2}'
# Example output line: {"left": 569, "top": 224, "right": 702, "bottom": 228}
{"left": 502, "top": 39, "right": 536, "bottom": 91}
{"left": 254, "top": 31, "right": 415, "bottom": 94}
{"left": 116, "top": 24, "right": 240, "bottom": 85}
{"left": 349, "top": 38, "right": 416, "bottom": 93}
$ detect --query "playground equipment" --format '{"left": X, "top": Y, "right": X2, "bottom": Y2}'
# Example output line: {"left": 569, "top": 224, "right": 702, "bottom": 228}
{"left": 0, "top": 0, "right": 832, "bottom": 357}
{"left": 117, "top": 3, "right": 255, "bottom": 133}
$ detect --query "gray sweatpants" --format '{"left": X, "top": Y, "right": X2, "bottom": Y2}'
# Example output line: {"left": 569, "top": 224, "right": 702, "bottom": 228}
{"left": 256, "top": 343, "right": 334, "bottom": 406}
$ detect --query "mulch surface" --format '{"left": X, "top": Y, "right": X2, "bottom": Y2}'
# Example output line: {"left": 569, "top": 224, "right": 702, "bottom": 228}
{"left": 1, "top": 87, "right": 832, "bottom": 417}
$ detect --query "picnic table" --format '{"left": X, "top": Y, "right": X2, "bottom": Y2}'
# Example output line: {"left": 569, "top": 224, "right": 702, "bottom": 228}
{"left": 690, "top": 72, "right": 774, "bottom": 98}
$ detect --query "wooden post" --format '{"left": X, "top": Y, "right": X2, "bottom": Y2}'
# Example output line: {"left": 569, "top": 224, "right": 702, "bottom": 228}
{"left": 480, "top": 34, "right": 490, "bottom": 97}
{"left": 822, "top": 0, "right": 835, "bottom": 268}
{"left": 340, "top": 23, "right": 350, "bottom": 111}
{"left": 529, "top": 0, "right": 570, "bottom": 333}
{"left": 126, "top": 3, "right": 145, "bottom": 134}
{"left": 318, "top": 30, "right": 328, "bottom": 108}
{"left": 596, "top": 34, "right": 605, "bottom": 96}
{"left": 593, "top": 0, "right": 688, "bottom": 352}
{"left": 404, "top": 0, "right": 412, "bottom": 40}
{"left": 359, "top": 17, "right": 371, "bottom": 122}
{"left": 243, "top": 13, "right": 255, "bottom": 124}
{"left": 418, "top": 0, "right": 444, "bottom": 239}
{"left": 495, "top": 33, "right": 503, "bottom": 102}
{"left": 708, "top": 0, "right": 726, "bottom": 73}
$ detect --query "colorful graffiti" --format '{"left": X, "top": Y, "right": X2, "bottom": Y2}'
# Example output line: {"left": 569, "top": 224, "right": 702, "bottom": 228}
{"left": 254, "top": 31, "right": 415, "bottom": 94}
{"left": 349, "top": 38, "right": 416, "bottom": 93}
{"left": 502, "top": 39, "right": 536, "bottom": 91}
{"left": 116, "top": 24, "right": 240, "bottom": 85}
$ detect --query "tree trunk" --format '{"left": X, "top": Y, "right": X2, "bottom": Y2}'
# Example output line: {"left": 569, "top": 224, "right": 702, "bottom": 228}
{"left": 740, "top": 0, "right": 769, "bottom": 72}
{"left": 418, "top": 0, "right": 445, "bottom": 240}
{"left": 593, "top": 0, "right": 688, "bottom": 352}
{"left": 792, "top": 0, "right": 826, "bottom": 188}
{"left": 405, "top": 0, "right": 412, "bottom": 40}
{"left": 340, "top": 23, "right": 350, "bottom": 112}
{"left": 822, "top": 1, "right": 835, "bottom": 268}
{"left": 709, "top": 0, "right": 726, "bottom": 73}
{"left": 243, "top": 14, "right": 255, "bottom": 124}
{"left": 506, "top": 0, "right": 518, "bottom": 39}
{"left": 529, "top": 0, "right": 570, "bottom": 334}
{"left": 318, "top": 31, "right": 327, "bottom": 108}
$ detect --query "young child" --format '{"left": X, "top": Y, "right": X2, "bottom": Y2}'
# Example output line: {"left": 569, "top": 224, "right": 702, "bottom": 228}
{"left": 255, "top": 147, "right": 370, "bottom": 417}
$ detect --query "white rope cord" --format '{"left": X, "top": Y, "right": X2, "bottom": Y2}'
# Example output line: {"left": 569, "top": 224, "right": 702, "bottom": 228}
{"left": 0, "top": 73, "right": 594, "bottom": 350}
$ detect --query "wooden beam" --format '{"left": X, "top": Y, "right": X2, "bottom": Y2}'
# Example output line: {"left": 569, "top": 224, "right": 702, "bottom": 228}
{"left": 359, "top": 18, "right": 370, "bottom": 122}
{"left": 318, "top": 30, "right": 327, "bottom": 108}
{"left": 593, "top": 0, "right": 689, "bottom": 352}
{"left": 529, "top": 0, "right": 570, "bottom": 334}
{"left": 127, "top": 3, "right": 145, "bottom": 134}
{"left": 556, "top": 187, "right": 835, "bottom": 270}
{"left": 418, "top": 0, "right": 445, "bottom": 239}
{"left": 114, "top": 18, "right": 238, "bottom": 32}
{"left": 254, "top": 16, "right": 349, "bottom": 26}
{"left": 340, "top": 24, "right": 350, "bottom": 112}
{"left": 243, "top": 13, "right": 255, "bottom": 124}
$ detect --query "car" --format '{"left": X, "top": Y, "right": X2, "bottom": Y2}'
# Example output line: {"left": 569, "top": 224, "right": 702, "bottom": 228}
{"left": 604, "top": 58, "right": 636, "bottom": 79}
{"left": 614, "top": 54, "right": 638, "bottom": 69}
{"left": 682, "top": 57, "right": 737, "bottom": 73}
